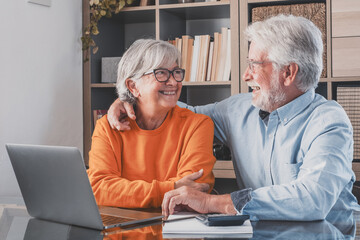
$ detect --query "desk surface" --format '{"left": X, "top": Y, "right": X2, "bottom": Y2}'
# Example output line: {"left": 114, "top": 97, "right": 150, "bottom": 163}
{"left": 1, "top": 204, "right": 359, "bottom": 239}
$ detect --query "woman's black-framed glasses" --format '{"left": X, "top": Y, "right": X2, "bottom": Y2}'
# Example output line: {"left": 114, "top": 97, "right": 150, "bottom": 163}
{"left": 143, "top": 68, "right": 185, "bottom": 82}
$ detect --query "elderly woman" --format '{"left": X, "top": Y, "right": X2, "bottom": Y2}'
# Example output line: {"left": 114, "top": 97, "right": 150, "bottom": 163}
{"left": 87, "top": 39, "right": 215, "bottom": 208}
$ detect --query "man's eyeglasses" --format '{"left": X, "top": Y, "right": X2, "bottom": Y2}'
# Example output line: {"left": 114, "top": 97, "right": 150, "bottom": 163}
{"left": 247, "top": 59, "right": 273, "bottom": 73}
{"left": 143, "top": 68, "right": 185, "bottom": 82}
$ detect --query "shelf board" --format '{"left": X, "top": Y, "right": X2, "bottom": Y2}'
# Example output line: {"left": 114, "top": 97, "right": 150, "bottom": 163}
{"left": 91, "top": 81, "right": 231, "bottom": 88}
{"left": 183, "top": 81, "right": 231, "bottom": 86}
{"left": 122, "top": 5, "right": 157, "bottom": 11}
{"left": 91, "top": 83, "right": 116, "bottom": 88}
{"left": 247, "top": 0, "right": 322, "bottom": 3}
{"left": 319, "top": 77, "right": 360, "bottom": 83}
{"left": 121, "top": 1, "right": 230, "bottom": 11}
{"left": 159, "top": 1, "right": 230, "bottom": 9}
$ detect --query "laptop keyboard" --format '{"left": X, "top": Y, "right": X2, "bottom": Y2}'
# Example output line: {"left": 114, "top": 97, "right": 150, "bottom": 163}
{"left": 101, "top": 214, "right": 135, "bottom": 226}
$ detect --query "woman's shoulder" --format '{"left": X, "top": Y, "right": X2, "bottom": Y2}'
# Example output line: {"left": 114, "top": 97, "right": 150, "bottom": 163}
{"left": 94, "top": 114, "right": 129, "bottom": 133}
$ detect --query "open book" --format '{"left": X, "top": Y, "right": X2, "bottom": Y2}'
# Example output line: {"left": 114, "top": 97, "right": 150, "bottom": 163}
{"left": 162, "top": 212, "right": 253, "bottom": 239}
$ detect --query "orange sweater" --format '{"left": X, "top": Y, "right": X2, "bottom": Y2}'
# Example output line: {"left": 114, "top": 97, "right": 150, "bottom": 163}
{"left": 87, "top": 106, "right": 215, "bottom": 208}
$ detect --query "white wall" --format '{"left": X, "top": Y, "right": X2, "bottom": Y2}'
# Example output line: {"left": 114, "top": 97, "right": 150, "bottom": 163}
{"left": 0, "top": 0, "right": 83, "bottom": 203}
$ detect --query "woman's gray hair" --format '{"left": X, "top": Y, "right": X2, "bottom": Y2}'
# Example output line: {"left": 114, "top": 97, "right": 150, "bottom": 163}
{"left": 245, "top": 14, "right": 323, "bottom": 92}
{"left": 116, "top": 39, "right": 181, "bottom": 103}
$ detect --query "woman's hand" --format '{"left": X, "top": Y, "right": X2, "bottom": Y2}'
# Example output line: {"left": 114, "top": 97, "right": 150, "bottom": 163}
{"left": 107, "top": 98, "right": 136, "bottom": 131}
{"left": 175, "top": 169, "right": 210, "bottom": 193}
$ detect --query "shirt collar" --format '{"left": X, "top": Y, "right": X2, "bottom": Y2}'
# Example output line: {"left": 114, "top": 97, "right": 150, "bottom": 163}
{"left": 275, "top": 89, "right": 315, "bottom": 125}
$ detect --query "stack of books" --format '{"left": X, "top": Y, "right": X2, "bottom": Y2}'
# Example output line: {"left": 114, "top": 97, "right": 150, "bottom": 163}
{"left": 169, "top": 27, "right": 231, "bottom": 83}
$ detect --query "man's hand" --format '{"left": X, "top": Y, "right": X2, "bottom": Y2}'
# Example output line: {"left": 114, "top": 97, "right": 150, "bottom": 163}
{"left": 162, "top": 186, "right": 211, "bottom": 217}
{"left": 162, "top": 186, "right": 237, "bottom": 217}
{"left": 107, "top": 98, "right": 136, "bottom": 131}
{"left": 175, "top": 169, "right": 210, "bottom": 193}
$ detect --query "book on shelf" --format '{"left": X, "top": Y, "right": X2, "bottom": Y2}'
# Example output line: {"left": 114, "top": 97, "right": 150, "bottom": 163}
{"left": 215, "top": 27, "right": 228, "bottom": 82}
{"left": 185, "top": 38, "right": 194, "bottom": 82}
{"left": 181, "top": 36, "right": 194, "bottom": 82}
{"left": 222, "top": 28, "right": 231, "bottom": 81}
{"left": 93, "top": 110, "right": 107, "bottom": 127}
{"left": 190, "top": 35, "right": 201, "bottom": 82}
{"left": 181, "top": 35, "right": 189, "bottom": 70}
{"left": 210, "top": 32, "right": 221, "bottom": 82}
{"left": 196, "top": 35, "right": 211, "bottom": 82}
{"left": 175, "top": 37, "right": 182, "bottom": 66}
{"left": 206, "top": 41, "right": 214, "bottom": 81}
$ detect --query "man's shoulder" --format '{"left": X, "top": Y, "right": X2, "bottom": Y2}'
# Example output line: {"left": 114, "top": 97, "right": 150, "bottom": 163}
{"left": 310, "top": 94, "right": 351, "bottom": 125}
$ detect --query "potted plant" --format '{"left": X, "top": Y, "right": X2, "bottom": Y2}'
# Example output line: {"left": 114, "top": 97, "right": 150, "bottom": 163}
{"left": 81, "top": 0, "right": 134, "bottom": 61}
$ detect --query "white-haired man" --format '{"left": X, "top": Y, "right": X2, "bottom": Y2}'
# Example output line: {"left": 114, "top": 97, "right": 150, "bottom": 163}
{"left": 107, "top": 15, "right": 360, "bottom": 220}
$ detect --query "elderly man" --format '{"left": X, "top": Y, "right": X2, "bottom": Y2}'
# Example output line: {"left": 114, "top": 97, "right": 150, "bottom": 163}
{"left": 108, "top": 15, "right": 359, "bottom": 220}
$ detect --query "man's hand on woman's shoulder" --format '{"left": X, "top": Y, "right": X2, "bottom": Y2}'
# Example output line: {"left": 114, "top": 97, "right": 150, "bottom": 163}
{"left": 107, "top": 98, "right": 136, "bottom": 131}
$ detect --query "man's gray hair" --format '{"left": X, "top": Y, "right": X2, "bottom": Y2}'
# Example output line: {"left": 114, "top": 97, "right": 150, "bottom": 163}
{"left": 116, "top": 39, "right": 181, "bottom": 103}
{"left": 245, "top": 14, "right": 323, "bottom": 92}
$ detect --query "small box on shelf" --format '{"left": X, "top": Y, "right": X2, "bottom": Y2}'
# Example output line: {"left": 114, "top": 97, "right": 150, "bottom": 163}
{"left": 101, "top": 57, "right": 121, "bottom": 83}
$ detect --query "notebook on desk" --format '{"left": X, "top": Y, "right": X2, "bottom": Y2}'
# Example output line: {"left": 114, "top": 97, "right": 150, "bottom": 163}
{"left": 6, "top": 144, "right": 164, "bottom": 230}
{"left": 162, "top": 212, "right": 253, "bottom": 239}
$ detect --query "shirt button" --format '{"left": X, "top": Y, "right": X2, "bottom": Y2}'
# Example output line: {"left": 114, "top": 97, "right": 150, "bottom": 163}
{"left": 268, "top": 134, "right": 272, "bottom": 138}
{"left": 284, "top": 118, "right": 288, "bottom": 122}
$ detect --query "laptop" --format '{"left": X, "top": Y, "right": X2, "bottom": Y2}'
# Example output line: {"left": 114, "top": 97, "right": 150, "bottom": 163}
{"left": 6, "top": 143, "right": 164, "bottom": 230}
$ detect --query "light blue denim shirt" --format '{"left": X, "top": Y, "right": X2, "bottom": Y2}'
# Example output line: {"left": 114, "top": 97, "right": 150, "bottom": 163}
{"left": 181, "top": 89, "right": 360, "bottom": 220}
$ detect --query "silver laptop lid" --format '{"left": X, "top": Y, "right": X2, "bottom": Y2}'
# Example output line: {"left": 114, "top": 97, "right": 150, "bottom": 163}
{"left": 6, "top": 144, "right": 104, "bottom": 230}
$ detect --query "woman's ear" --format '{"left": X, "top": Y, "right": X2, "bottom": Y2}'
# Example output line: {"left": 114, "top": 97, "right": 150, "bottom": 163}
{"left": 125, "top": 79, "right": 140, "bottom": 97}
{"left": 283, "top": 63, "right": 299, "bottom": 87}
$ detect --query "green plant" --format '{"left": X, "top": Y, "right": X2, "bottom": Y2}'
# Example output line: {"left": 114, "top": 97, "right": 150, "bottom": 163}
{"left": 82, "top": 0, "right": 134, "bottom": 62}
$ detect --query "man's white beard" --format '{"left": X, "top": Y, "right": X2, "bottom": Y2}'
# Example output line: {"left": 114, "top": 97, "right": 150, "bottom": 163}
{"left": 252, "top": 71, "right": 286, "bottom": 112}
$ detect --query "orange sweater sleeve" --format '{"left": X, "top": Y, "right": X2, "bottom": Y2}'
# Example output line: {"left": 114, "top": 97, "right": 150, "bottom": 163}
{"left": 87, "top": 110, "right": 215, "bottom": 208}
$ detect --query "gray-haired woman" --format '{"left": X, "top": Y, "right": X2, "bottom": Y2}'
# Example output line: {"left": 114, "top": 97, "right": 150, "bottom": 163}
{"left": 87, "top": 39, "right": 216, "bottom": 208}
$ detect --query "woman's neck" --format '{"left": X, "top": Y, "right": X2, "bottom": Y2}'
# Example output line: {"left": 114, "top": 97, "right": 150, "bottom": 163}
{"left": 135, "top": 104, "right": 170, "bottom": 130}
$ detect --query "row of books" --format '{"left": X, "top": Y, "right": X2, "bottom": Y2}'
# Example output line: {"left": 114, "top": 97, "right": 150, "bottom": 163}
{"left": 169, "top": 27, "right": 231, "bottom": 82}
